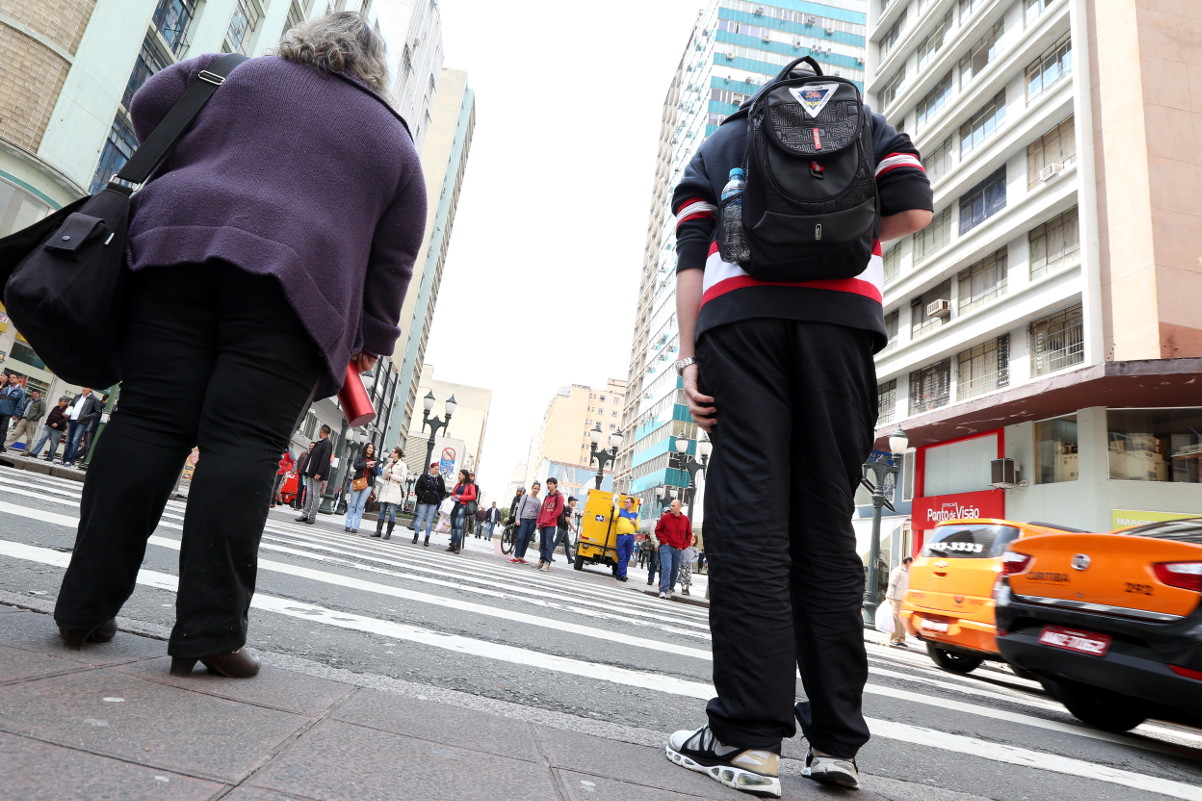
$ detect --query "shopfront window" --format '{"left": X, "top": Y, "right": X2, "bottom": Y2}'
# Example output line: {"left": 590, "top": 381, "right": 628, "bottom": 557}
{"left": 1035, "top": 414, "right": 1078, "bottom": 484}
{"left": 0, "top": 179, "right": 52, "bottom": 237}
{"left": 923, "top": 433, "right": 997, "bottom": 496}
{"left": 1108, "top": 408, "right": 1202, "bottom": 483}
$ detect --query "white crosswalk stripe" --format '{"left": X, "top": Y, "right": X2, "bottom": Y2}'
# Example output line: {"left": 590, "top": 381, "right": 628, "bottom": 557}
{"left": 1, "top": 470, "right": 1201, "bottom": 800}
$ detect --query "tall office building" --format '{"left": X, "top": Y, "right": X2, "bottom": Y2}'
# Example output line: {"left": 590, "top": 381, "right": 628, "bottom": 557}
{"left": 613, "top": 0, "right": 869, "bottom": 510}
{"left": 386, "top": 68, "right": 476, "bottom": 450}
{"left": 861, "top": 0, "right": 1202, "bottom": 554}
{"left": 524, "top": 379, "right": 628, "bottom": 491}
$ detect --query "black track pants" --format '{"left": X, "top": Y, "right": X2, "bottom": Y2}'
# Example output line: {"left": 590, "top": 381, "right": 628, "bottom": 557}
{"left": 699, "top": 318, "right": 876, "bottom": 758}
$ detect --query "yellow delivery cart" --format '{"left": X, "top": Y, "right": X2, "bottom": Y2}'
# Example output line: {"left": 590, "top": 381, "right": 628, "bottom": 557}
{"left": 574, "top": 488, "right": 641, "bottom": 571}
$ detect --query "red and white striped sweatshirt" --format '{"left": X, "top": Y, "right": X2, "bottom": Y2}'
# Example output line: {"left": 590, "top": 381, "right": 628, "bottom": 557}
{"left": 671, "top": 105, "right": 932, "bottom": 352}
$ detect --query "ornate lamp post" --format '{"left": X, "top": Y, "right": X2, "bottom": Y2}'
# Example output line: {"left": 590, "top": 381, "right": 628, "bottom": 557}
{"left": 422, "top": 390, "right": 457, "bottom": 470}
{"left": 862, "top": 426, "right": 909, "bottom": 626}
{"left": 588, "top": 423, "right": 623, "bottom": 490}
{"left": 654, "top": 484, "right": 678, "bottom": 514}
{"left": 674, "top": 434, "right": 713, "bottom": 521}
{"left": 403, "top": 475, "right": 416, "bottom": 513}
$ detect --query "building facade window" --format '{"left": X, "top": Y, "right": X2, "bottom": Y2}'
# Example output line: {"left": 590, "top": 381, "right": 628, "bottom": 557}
{"left": 91, "top": 115, "right": 139, "bottom": 193}
{"left": 883, "top": 244, "right": 901, "bottom": 283}
{"left": 959, "top": 18, "right": 1005, "bottom": 84}
{"left": 880, "top": 66, "right": 907, "bottom": 108}
{"left": 917, "top": 12, "right": 952, "bottom": 69}
{"left": 883, "top": 309, "right": 900, "bottom": 351}
{"left": 957, "top": 248, "right": 1008, "bottom": 313}
{"left": 879, "top": 10, "right": 908, "bottom": 59}
{"left": 1108, "top": 408, "right": 1202, "bottom": 483}
{"left": 924, "top": 136, "right": 954, "bottom": 183}
{"left": 957, "top": 334, "right": 1009, "bottom": 400}
{"left": 913, "top": 206, "right": 951, "bottom": 262}
{"left": 959, "top": 0, "right": 987, "bottom": 19}
{"left": 960, "top": 90, "right": 1006, "bottom": 154}
{"left": 1024, "top": 0, "right": 1054, "bottom": 25}
{"left": 226, "top": 0, "right": 258, "bottom": 53}
{"left": 1029, "top": 304, "right": 1084, "bottom": 376}
{"left": 1029, "top": 207, "right": 1079, "bottom": 279}
{"left": 123, "top": 35, "right": 170, "bottom": 111}
{"left": 909, "top": 358, "right": 952, "bottom": 414}
{"left": 916, "top": 73, "right": 953, "bottom": 127}
{"left": 282, "top": 0, "right": 304, "bottom": 36}
{"left": 1035, "top": 414, "right": 1078, "bottom": 484}
{"left": 153, "top": 0, "right": 196, "bottom": 53}
{"left": 959, "top": 167, "right": 1006, "bottom": 234}
{"left": 1027, "top": 115, "right": 1076, "bottom": 186}
{"left": 1026, "top": 33, "right": 1072, "bottom": 100}
{"left": 911, "top": 280, "right": 952, "bottom": 338}
{"left": 878, "top": 378, "right": 898, "bottom": 424}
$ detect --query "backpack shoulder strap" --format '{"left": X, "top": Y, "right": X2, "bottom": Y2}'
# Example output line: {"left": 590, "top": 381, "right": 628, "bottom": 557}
{"left": 116, "top": 53, "right": 249, "bottom": 186}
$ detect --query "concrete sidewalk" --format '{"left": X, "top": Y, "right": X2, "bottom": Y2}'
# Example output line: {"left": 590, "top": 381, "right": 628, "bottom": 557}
{"left": 0, "top": 602, "right": 978, "bottom": 801}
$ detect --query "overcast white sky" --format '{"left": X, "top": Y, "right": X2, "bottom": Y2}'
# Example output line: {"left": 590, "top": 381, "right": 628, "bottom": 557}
{"left": 422, "top": 0, "right": 707, "bottom": 500}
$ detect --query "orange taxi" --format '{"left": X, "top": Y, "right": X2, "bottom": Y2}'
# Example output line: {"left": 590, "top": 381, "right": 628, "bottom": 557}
{"left": 902, "top": 518, "right": 1088, "bottom": 675}
{"left": 995, "top": 518, "right": 1202, "bottom": 731}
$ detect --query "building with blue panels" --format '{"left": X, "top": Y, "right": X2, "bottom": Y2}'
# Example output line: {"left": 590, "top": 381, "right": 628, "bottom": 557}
{"left": 612, "top": 0, "right": 868, "bottom": 517}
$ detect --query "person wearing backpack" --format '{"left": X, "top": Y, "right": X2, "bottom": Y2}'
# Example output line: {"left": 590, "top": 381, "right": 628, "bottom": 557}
{"left": 664, "top": 58, "right": 932, "bottom": 797}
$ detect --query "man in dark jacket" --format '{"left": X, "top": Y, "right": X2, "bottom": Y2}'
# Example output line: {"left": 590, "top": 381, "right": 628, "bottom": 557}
{"left": 5, "top": 387, "right": 45, "bottom": 453}
{"left": 296, "top": 425, "right": 332, "bottom": 524}
{"left": 0, "top": 373, "right": 26, "bottom": 452}
{"left": 665, "top": 63, "right": 932, "bottom": 796}
{"left": 411, "top": 461, "right": 445, "bottom": 546}
{"left": 60, "top": 388, "right": 104, "bottom": 467}
{"left": 29, "top": 396, "right": 70, "bottom": 460}
{"left": 292, "top": 442, "right": 314, "bottom": 508}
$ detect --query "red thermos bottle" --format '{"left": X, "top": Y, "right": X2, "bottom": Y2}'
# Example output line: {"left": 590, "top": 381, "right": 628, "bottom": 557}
{"left": 338, "top": 362, "right": 376, "bottom": 427}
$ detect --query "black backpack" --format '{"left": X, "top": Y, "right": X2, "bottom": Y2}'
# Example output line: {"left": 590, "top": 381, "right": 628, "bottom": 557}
{"left": 719, "top": 56, "right": 878, "bottom": 282}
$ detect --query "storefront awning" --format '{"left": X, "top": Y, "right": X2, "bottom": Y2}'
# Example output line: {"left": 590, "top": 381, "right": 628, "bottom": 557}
{"left": 876, "top": 358, "right": 1202, "bottom": 449}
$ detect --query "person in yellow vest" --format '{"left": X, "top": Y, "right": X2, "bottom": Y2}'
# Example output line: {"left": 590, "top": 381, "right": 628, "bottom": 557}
{"left": 613, "top": 496, "right": 639, "bottom": 582}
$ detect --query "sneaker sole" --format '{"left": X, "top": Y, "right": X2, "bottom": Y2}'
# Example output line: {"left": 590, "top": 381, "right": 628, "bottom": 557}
{"left": 665, "top": 746, "right": 781, "bottom": 798}
{"left": 803, "top": 765, "right": 860, "bottom": 790}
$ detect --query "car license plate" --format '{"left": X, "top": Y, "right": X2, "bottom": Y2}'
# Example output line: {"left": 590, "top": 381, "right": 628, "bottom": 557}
{"left": 921, "top": 618, "right": 950, "bottom": 633}
{"left": 1038, "top": 625, "right": 1111, "bottom": 657}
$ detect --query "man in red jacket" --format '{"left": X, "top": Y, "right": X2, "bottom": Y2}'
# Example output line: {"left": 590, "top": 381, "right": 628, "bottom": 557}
{"left": 654, "top": 499, "right": 691, "bottom": 599}
{"left": 536, "top": 477, "right": 565, "bottom": 571}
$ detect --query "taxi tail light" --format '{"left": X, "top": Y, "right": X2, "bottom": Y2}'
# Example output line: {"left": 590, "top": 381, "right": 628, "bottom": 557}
{"left": 1170, "top": 665, "right": 1202, "bottom": 682}
{"left": 1153, "top": 562, "right": 1202, "bottom": 592}
{"left": 1001, "top": 551, "right": 1033, "bottom": 576}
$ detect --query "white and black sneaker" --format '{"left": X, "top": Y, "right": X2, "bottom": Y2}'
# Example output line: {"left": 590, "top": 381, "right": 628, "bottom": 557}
{"left": 803, "top": 747, "right": 860, "bottom": 789}
{"left": 666, "top": 725, "right": 781, "bottom": 798}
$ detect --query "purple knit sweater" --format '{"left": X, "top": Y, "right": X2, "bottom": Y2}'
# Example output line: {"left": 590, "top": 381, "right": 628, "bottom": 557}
{"left": 128, "top": 54, "right": 426, "bottom": 399}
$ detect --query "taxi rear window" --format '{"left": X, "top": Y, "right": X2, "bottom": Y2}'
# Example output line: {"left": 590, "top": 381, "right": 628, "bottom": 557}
{"left": 922, "top": 524, "right": 1022, "bottom": 559}
{"left": 1120, "top": 518, "right": 1202, "bottom": 545}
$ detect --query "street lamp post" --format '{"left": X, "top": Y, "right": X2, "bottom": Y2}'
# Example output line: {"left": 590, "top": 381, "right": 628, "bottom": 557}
{"left": 673, "top": 435, "right": 713, "bottom": 521}
{"left": 862, "top": 427, "right": 909, "bottom": 626}
{"left": 588, "top": 423, "right": 622, "bottom": 490}
{"left": 403, "top": 476, "right": 416, "bottom": 513}
{"left": 654, "top": 484, "right": 678, "bottom": 514}
{"left": 421, "top": 390, "right": 457, "bottom": 470}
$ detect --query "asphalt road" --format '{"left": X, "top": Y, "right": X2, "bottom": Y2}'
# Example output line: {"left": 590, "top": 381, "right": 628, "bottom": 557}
{"left": 1, "top": 464, "right": 1200, "bottom": 801}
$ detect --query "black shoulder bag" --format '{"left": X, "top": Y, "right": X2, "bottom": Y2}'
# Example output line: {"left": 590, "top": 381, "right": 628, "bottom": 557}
{"left": 0, "top": 53, "right": 247, "bottom": 388}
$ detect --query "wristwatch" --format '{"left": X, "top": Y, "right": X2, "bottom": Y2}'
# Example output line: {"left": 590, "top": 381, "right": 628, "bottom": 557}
{"left": 674, "top": 357, "right": 698, "bottom": 374}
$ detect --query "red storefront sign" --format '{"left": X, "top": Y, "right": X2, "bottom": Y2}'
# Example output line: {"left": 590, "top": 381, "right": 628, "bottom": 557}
{"left": 911, "top": 489, "right": 1005, "bottom": 534}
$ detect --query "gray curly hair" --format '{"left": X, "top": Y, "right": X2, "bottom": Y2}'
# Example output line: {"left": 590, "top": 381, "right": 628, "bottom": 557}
{"left": 276, "top": 11, "right": 390, "bottom": 94}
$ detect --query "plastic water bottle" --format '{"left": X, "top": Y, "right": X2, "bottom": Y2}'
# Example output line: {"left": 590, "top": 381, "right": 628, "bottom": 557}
{"left": 722, "top": 167, "right": 745, "bottom": 200}
{"left": 719, "top": 167, "right": 750, "bottom": 263}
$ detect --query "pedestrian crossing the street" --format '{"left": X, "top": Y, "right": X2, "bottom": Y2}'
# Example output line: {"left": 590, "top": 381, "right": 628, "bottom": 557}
{"left": 1, "top": 468, "right": 1201, "bottom": 801}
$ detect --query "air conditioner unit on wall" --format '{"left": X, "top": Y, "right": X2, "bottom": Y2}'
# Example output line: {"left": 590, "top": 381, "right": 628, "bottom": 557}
{"left": 926, "top": 298, "right": 951, "bottom": 318}
{"left": 990, "top": 457, "right": 1023, "bottom": 489}
{"left": 1038, "top": 162, "right": 1064, "bottom": 181}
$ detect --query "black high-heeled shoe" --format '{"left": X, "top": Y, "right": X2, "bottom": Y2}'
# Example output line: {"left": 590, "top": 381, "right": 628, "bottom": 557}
{"left": 169, "top": 648, "right": 261, "bottom": 678}
{"left": 60, "top": 618, "right": 118, "bottom": 650}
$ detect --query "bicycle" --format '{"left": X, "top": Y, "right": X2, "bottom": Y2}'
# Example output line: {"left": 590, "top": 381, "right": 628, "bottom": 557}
{"left": 500, "top": 523, "right": 516, "bottom": 555}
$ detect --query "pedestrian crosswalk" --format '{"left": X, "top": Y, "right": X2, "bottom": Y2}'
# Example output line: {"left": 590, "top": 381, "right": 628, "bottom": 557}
{"left": 2, "top": 468, "right": 1201, "bottom": 801}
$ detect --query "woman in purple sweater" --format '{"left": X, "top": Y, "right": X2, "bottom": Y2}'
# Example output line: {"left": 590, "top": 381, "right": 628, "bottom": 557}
{"left": 53, "top": 12, "right": 426, "bottom": 678}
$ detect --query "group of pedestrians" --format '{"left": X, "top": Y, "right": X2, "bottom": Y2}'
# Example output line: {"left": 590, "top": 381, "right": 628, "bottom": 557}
{"left": 644, "top": 500, "right": 700, "bottom": 598}
{"left": 1, "top": 375, "right": 107, "bottom": 468}
{"left": 505, "top": 481, "right": 577, "bottom": 568}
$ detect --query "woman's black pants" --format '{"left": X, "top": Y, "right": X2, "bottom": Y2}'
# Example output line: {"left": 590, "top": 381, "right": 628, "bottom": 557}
{"left": 699, "top": 318, "right": 877, "bottom": 759}
{"left": 54, "top": 263, "right": 323, "bottom": 658}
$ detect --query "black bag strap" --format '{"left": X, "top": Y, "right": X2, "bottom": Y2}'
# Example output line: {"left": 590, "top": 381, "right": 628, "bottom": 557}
{"left": 773, "top": 56, "right": 824, "bottom": 82}
{"left": 115, "top": 53, "right": 249, "bottom": 186}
